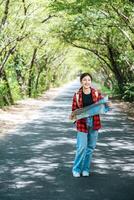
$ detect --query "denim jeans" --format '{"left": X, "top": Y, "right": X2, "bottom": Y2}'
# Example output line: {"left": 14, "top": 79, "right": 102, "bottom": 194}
{"left": 72, "top": 129, "right": 98, "bottom": 174}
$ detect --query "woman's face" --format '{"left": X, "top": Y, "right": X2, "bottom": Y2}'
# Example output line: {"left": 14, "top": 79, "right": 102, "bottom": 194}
{"left": 81, "top": 75, "right": 92, "bottom": 89}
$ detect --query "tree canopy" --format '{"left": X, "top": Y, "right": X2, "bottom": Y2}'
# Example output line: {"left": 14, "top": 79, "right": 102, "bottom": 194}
{"left": 0, "top": 0, "right": 134, "bottom": 107}
{"left": 49, "top": 0, "right": 134, "bottom": 100}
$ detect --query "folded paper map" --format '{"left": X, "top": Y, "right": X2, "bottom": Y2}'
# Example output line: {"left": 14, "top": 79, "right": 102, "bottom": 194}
{"left": 71, "top": 96, "right": 111, "bottom": 122}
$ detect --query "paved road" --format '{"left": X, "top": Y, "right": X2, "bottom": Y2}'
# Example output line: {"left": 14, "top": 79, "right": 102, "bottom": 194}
{"left": 0, "top": 80, "right": 134, "bottom": 200}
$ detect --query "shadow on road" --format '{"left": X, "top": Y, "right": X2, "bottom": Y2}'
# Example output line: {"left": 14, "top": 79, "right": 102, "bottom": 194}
{"left": 0, "top": 81, "right": 134, "bottom": 200}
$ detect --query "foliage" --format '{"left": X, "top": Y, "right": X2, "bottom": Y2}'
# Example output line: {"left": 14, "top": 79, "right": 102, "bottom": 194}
{"left": 122, "top": 82, "right": 134, "bottom": 102}
{"left": 0, "top": 0, "right": 134, "bottom": 108}
{"left": 0, "top": 0, "right": 78, "bottom": 107}
{"left": 49, "top": 0, "right": 134, "bottom": 100}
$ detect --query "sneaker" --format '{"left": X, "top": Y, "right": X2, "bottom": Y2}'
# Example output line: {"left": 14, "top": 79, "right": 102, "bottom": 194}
{"left": 72, "top": 171, "right": 80, "bottom": 178}
{"left": 82, "top": 171, "right": 89, "bottom": 177}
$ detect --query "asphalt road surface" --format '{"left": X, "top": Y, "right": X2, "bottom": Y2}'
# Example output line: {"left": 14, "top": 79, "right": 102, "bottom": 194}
{"left": 0, "top": 80, "right": 134, "bottom": 200}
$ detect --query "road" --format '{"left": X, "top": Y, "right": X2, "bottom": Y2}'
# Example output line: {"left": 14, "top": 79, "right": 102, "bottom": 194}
{"left": 0, "top": 80, "right": 134, "bottom": 200}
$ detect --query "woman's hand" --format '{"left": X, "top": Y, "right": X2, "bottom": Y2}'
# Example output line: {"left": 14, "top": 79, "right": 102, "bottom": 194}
{"left": 69, "top": 112, "right": 76, "bottom": 120}
{"left": 105, "top": 101, "right": 112, "bottom": 107}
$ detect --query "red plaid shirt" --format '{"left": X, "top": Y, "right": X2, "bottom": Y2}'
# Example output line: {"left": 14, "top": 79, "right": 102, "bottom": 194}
{"left": 72, "top": 87, "right": 103, "bottom": 133}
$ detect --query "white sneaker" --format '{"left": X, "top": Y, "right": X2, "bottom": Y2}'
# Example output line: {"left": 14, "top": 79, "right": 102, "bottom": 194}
{"left": 82, "top": 171, "right": 89, "bottom": 177}
{"left": 72, "top": 171, "right": 80, "bottom": 178}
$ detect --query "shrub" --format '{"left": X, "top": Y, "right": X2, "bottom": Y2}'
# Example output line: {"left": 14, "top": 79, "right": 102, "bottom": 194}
{"left": 122, "top": 83, "right": 134, "bottom": 102}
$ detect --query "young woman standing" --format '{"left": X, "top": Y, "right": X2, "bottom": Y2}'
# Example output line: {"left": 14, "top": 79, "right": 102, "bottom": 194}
{"left": 70, "top": 72, "right": 103, "bottom": 177}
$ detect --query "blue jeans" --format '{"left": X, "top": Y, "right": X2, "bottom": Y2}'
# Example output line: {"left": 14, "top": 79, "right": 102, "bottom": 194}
{"left": 72, "top": 129, "right": 98, "bottom": 173}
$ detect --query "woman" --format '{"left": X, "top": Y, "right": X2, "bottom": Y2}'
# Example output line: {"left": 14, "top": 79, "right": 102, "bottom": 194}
{"left": 70, "top": 72, "right": 104, "bottom": 178}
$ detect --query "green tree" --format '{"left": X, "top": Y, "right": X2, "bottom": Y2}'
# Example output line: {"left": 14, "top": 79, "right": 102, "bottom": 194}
{"left": 49, "top": 0, "right": 134, "bottom": 100}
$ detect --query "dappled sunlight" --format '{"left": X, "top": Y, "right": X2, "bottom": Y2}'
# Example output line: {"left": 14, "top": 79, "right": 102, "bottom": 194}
{"left": 9, "top": 181, "right": 35, "bottom": 189}
{"left": 108, "top": 141, "right": 134, "bottom": 150}
{"left": 30, "top": 138, "right": 75, "bottom": 151}
{"left": 0, "top": 80, "right": 134, "bottom": 199}
{"left": 100, "top": 127, "right": 124, "bottom": 133}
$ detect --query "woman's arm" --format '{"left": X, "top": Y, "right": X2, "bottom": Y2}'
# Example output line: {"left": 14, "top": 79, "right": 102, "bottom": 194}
{"left": 69, "top": 93, "right": 78, "bottom": 120}
{"left": 97, "top": 90, "right": 112, "bottom": 107}
{"left": 72, "top": 93, "right": 78, "bottom": 111}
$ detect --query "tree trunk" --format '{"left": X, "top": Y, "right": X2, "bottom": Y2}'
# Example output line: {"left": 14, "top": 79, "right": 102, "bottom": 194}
{"left": 27, "top": 48, "right": 37, "bottom": 97}
{"left": 2, "top": 69, "right": 14, "bottom": 105}
{"left": 107, "top": 44, "right": 124, "bottom": 93}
